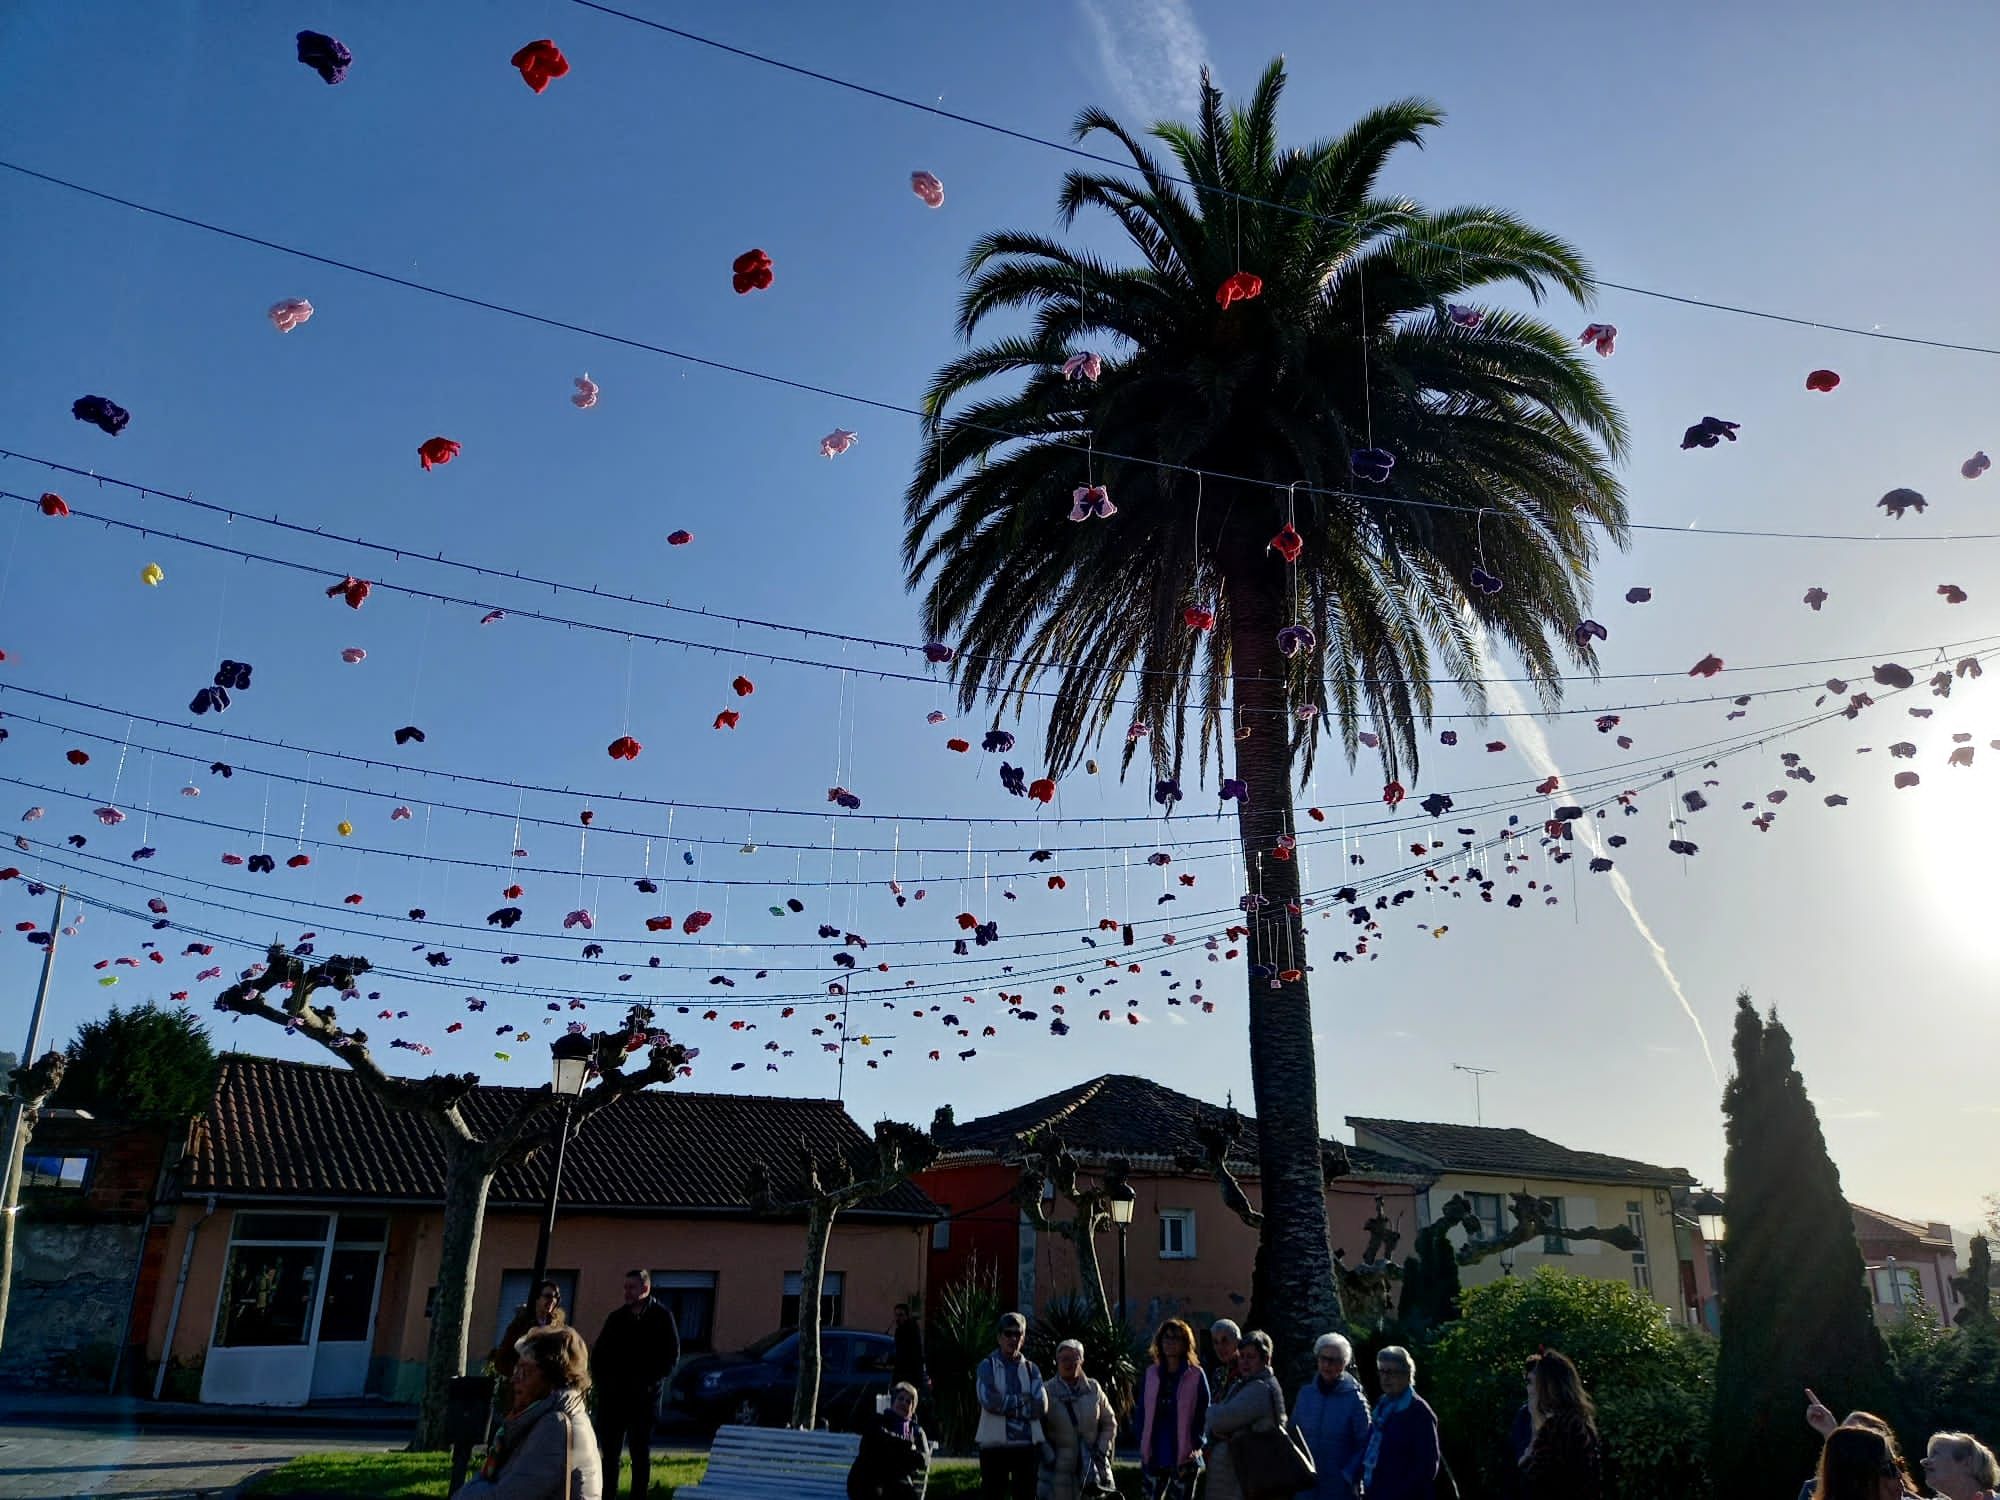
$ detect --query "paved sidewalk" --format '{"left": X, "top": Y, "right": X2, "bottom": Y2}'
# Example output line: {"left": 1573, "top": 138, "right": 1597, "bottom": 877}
{"left": 0, "top": 1392, "right": 415, "bottom": 1434}
{"left": 0, "top": 1420, "right": 393, "bottom": 1498}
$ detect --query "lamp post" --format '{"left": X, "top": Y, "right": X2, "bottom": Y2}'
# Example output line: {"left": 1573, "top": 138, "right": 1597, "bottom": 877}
{"left": 1106, "top": 1171, "right": 1136, "bottom": 1327}
{"left": 528, "top": 1033, "right": 593, "bottom": 1291}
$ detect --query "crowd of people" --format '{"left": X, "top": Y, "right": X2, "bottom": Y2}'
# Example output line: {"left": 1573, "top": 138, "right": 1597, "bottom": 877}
{"left": 461, "top": 1284, "right": 1997, "bottom": 1500}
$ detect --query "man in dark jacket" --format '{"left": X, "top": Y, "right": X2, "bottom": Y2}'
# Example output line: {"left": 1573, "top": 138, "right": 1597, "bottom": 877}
{"left": 891, "top": 1303, "right": 930, "bottom": 1409}
{"left": 592, "top": 1270, "right": 681, "bottom": 1499}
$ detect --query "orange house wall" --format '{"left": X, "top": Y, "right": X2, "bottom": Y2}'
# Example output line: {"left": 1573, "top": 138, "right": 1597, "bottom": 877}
{"left": 147, "top": 1202, "right": 930, "bottom": 1387}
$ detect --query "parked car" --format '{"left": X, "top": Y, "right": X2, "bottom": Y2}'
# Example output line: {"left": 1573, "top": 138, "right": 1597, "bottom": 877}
{"left": 667, "top": 1328, "right": 898, "bottom": 1432}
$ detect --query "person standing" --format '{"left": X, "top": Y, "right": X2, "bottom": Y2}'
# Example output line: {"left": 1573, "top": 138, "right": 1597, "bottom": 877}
{"left": 892, "top": 1302, "right": 931, "bottom": 1411}
{"left": 591, "top": 1270, "right": 680, "bottom": 1500}
{"left": 1498, "top": 1354, "right": 1540, "bottom": 1499}
{"left": 1137, "top": 1318, "right": 1208, "bottom": 1500}
{"left": 460, "top": 1326, "right": 604, "bottom": 1500}
{"left": 1204, "top": 1329, "right": 1283, "bottom": 1500}
{"left": 1292, "top": 1332, "right": 1369, "bottom": 1500}
{"left": 1040, "top": 1339, "right": 1116, "bottom": 1500}
{"left": 975, "top": 1312, "right": 1047, "bottom": 1500}
{"left": 1811, "top": 1425, "right": 1910, "bottom": 1500}
{"left": 1208, "top": 1320, "right": 1242, "bottom": 1401}
{"left": 1518, "top": 1350, "right": 1600, "bottom": 1500}
{"left": 1358, "top": 1346, "right": 1438, "bottom": 1500}
{"left": 1921, "top": 1432, "right": 2000, "bottom": 1500}
{"left": 489, "top": 1282, "right": 568, "bottom": 1432}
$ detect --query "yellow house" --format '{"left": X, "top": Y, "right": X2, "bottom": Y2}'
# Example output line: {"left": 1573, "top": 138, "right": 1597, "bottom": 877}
{"left": 1346, "top": 1117, "right": 1695, "bottom": 1319}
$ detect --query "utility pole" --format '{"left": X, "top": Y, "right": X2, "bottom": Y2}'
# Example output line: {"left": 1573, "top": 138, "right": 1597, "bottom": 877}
{"left": 1452, "top": 1063, "right": 1495, "bottom": 1126}
{"left": 0, "top": 887, "right": 67, "bottom": 1355}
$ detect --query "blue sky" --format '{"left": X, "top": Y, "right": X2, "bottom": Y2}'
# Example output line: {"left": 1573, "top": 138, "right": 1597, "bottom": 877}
{"left": 2, "top": 1, "right": 1996, "bottom": 1232}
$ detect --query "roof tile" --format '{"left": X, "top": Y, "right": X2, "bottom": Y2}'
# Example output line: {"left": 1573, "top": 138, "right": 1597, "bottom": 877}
{"left": 1345, "top": 1116, "right": 1694, "bottom": 1186}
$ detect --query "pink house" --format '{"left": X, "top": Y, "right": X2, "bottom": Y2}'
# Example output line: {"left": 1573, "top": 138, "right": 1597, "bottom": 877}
{"left": 915, "top": 1074, "right": 1433, "bottom": 1334}
{"left": 1851, "top": 1202, "right": 1963, "bottom": 1326}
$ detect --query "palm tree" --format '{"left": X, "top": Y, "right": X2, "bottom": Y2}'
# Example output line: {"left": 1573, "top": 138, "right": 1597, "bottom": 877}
{"left": 904, "top": 60, "right": 1628, "bottom": 1373}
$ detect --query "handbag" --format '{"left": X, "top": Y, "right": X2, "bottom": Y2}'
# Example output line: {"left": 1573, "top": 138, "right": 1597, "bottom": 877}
{"left": 1229, "top": 1383, "right": 1316, "bottom": 1500}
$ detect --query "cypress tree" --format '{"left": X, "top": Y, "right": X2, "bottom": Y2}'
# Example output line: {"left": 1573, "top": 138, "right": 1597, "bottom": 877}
{"left": 1711, "top": 995, "right": 1888, "bottom": 1498}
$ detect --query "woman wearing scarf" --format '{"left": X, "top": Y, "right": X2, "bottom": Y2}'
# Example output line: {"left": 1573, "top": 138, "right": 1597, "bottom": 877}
{"left": 1039, "top": 1340, "right": 1116, "bottom": 1500}
{"left": 489, "top": 1282, "right": 567, "bottom": 1434}
{"left": 1359, "top": 1346, "right": 1438, "bottom": 1500}
{"left": 1204, "top": 1329, "right": 1284, "bottom": 1500}
{"left": 461, "top": 1325, "right": 602, "bottom": 1499}
{"left": 849, "top": 1382, "right": 931, "bottom": 1500}
{"left": 1138, "top": 1319, "right": 1209, "bottom": 1500}
{"left": 976, "top": 1312, "right": 1049, "bottom": 1500}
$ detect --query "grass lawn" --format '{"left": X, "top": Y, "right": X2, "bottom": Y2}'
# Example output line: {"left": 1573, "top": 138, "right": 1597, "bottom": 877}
{"left": 238, "top": 1449, "right": 1042, "bottom": 1498}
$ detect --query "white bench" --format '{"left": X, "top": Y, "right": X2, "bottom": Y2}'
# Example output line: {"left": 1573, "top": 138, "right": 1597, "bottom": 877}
{"left": 681, "top": 1424, "right": 863, "bottom": 1500}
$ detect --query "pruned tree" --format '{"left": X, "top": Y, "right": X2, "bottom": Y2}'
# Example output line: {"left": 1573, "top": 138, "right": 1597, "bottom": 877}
{"left": 747, "top": 1119, "right": 938, "bottom": 1429}
{"left": 1452, "top": 1191, "right": 1640, "bottom": 1264}
{"left": 1014, "top": 1129, "right": 1123, "bottom": 1321}
{"left": 214, "top": 944, "right": 690, "bottom": 1447}
{"left": 1332, "top": 1197, "right": 1406, "bottom": 1335}
{"left": 0, "top": 1051, "right": 67, "bottom": 1356}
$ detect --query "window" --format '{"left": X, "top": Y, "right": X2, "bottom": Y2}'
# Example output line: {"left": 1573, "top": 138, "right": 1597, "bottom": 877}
{"left": 1872, "top": 1267, "right": 1920, "bottom": 1306}
{"left": 213, "top": 1212, "right": 331, "bottom": 1348}
{"left": 1626, "top": 1200, "right": 1651, "bottom": 1292}
{"left": 316, "top": 1249, "right": 384, "bottom": 1343}
{"left": 21, "top": 1150, "right": 91, "bottom": 1192}
{"left": 931, "top": 1220, "right": 951, "bottom": 1251}
{"left": 1463, "top": 1193, "right": 1506, "bottom": 1240}
{"left": 1158, "top": 1209, "right": 1197, "bottom": 1260}
{"left": 491, "top": 1269, "right": 581, "bottom": 1350}
{"left": 782, "top": 1270, "right": 844, "bottom": 1330}
{"left": 652, "top": 1270, "right": 719, "bottom": 1354}
{"left": 1542, "top": 1197, "right": 1571, "bottom": 1255}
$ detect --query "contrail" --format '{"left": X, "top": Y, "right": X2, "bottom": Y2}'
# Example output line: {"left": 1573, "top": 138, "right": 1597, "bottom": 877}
{"left": 1488, "top": 678, "right": 1721, "bottom": 1087}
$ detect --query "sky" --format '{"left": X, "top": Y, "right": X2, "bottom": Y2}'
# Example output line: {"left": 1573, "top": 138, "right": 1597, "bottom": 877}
{"left": 2, "top": 1, "right": 1997, "bottom": 1233}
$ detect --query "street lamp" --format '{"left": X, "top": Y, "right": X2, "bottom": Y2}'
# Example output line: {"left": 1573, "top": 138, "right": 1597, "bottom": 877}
{"left": 1692, "top": 1190, "right": 1726, "bottom": 1247}
{"left": 528, "top": 1033, "right": 594, "bottom": 1291}
{"left": 1106, "top": 1169, "right": 1136, "bottom": 1326}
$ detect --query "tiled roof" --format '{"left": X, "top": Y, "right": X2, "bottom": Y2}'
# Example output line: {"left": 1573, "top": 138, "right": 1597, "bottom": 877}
{"left": 183, "top": 1054, "right": 938, "bottom": 1219}
{"left": 1346, "top": 1117, "right": 1695, "bottom": 1187}
{"left": 939, "top": 1075, "right": 1432, "bottom": 1182}
{"left": 1850, "top": 1202, "right": 1953, "bottom": 1248}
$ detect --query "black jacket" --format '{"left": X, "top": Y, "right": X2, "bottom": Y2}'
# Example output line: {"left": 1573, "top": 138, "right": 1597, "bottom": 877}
{"left": 893, "top": 1320, "right": 929, "bottom": 1387}
{"left": 591, "top": 1298, "right": 681, "bottom": 1394}
{"left": 847, "top": 1411, "right": 930, "bottom": 1500}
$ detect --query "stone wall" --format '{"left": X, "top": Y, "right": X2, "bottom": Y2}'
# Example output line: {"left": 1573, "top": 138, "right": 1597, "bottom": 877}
{"left": 0, "top": 1219, "right": 145, "bottom": 1388}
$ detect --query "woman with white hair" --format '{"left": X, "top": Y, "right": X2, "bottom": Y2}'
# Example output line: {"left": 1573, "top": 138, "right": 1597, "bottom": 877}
{"left": 1204, "top": 1329, "right": 1284, "bottom": 1500}
{"left": 1292, "top": 1332, "right": 1369, "bottom": 1499}
{"left": 1921, "top": 1431, "right": 2000, "bottom": 1500}
{"left": 1208, "top": 1320, "right": 1243, "bottom": 1401}
{"left": 1038, "top": 1339, "right": 1116, "bottom": 1500}
{"left": 1359, "top": 1345, "right": 1438, "bottom": 1500}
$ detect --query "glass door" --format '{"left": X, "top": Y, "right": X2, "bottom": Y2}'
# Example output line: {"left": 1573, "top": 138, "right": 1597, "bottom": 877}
{"left": 310, "top": 1216, "right": 388, "bottom": 1399}
{"left": 201, "top": 1212, "right": 332, "bottom": 1406}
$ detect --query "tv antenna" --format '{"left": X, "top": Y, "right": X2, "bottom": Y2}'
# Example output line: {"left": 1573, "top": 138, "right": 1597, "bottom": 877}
{"left": 1452, "top": 1064, "right": 1495, "bottom": 1126}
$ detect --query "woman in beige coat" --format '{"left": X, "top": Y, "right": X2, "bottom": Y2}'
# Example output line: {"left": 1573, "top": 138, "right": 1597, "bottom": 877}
{"left": 462, "top": 1326, "right": 603, "bottom": 1500}
{"left": 1039, "top": 1339, "right": 1117, "bottom": 1500}
{"left": 1203, "top": 1330, "right": 1284, "bottom": 1500}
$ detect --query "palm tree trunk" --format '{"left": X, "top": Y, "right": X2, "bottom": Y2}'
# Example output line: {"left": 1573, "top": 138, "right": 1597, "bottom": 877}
{"left": 1225, "top": 569, "right": 1346, "bottom": 1386}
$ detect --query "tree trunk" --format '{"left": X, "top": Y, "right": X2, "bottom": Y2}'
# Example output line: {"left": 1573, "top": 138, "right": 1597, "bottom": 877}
{"left": 417, "top": 1147, "right": 495, "bottom": 1448}
{"left": 790, "top": 1199, "right": 837, "bottom": 1429}
{"left": 1067, "top": 1213, "right": 1109, "bottom": 1321}
{"left": 0, "top": 1103, "right": 31, "bottom": 1354}
{"left": 1226, "top": 570, "right": 1345, "bottom": 1390}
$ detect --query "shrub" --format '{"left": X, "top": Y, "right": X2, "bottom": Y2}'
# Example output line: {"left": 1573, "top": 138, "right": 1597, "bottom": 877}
{"left": 1427, "top": 1268, "right": 1714, "bottom": 1497}
{"left": 1031, "top": 1291, "right": 1139, "bottom": 1420}
{"left": 1885, "top": 1299, "right": 2000, "bottom": 1452}
{"left": 928, "top": 1257, "right": 1004, "bottom": 1452}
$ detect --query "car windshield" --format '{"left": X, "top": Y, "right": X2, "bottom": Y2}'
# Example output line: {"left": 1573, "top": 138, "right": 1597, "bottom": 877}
{"left": 747, "top": 1330, "right": 798, "bottom": 1362}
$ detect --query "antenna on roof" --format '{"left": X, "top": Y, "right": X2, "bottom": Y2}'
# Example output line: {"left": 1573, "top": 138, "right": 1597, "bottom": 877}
{"left": 1452, "top": 1064, "right": 1495, "bottom": 1126}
